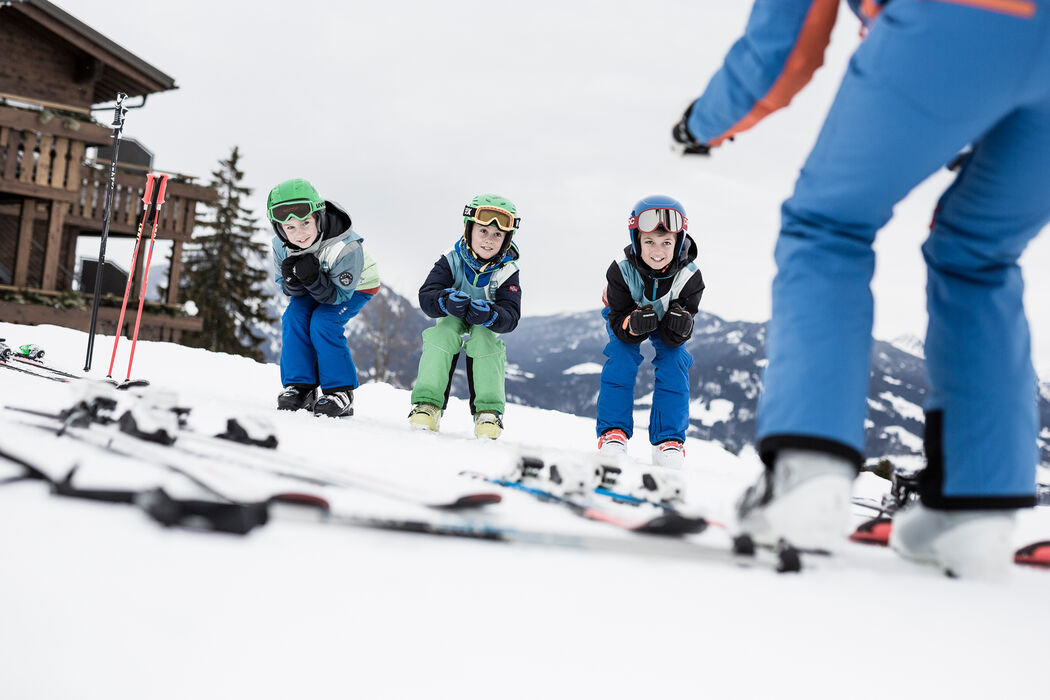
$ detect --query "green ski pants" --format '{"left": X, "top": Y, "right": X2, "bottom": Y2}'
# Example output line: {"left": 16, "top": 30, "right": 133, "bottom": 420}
{"left": 410, "top": 316, "right": 506, "bottom": 414}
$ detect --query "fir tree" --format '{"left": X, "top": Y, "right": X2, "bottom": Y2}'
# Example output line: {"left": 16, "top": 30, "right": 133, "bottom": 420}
{"left": 177, "top": 146, "right": 272, "bottom": 360}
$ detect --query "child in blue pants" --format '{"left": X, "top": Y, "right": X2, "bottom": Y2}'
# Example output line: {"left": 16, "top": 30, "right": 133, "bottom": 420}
{"left": 268, "top": 179, "right": 379, "bottom": 417}
{"left": 597, "top": 195, "right": 705, "bottom": 467}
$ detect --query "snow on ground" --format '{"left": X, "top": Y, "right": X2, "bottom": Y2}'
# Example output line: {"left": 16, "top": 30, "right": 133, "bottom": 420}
{"left": 1, "top": 321, "right": 1049, "bottom": 700}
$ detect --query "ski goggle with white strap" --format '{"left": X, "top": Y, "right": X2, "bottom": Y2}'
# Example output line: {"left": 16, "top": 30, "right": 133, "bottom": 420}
{"left": 464, "top": 205, "right": 521, "bottom": 233}
{"left": 270, "top": 200, "right": 322, "bottom": 224}
{"left": 631, "top": 208, "right": 687, "bottom": 234}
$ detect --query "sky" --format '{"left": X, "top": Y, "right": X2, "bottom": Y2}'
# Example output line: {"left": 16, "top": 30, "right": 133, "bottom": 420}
{"left": 56, "top": 0, "right": 1050, "bottom": 369}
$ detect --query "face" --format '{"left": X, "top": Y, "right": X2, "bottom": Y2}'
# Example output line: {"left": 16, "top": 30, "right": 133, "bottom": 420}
{"left": 281, "top": 215, "right": 319, "bottom": 248}
{"left": 470, "top": 222, "right": 507, "bottom": 261}
{"left": 639, "top": 230, "right": 677, "bottom": 270}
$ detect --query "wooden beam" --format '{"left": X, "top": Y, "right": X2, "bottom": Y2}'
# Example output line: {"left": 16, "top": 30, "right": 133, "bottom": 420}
{"left": 13, "top": 198, "right": 36, "bottom": 287}
{"left": 0, "top": 105, "right": 111, "bottom": 144}
{"left": 167, "top": 239, "right": 183, "bottom": 305}
{"left": 66, "top": 140, "right": 85, "bottom": 191}
{"left": 17, "top": 131, "right": 36, "bottom": 183}
{"left": 3, "top": 128, "right": 21, "bottom": 181}
{"left": 34, "top": 134, "right": 53, "bottom": 186}
{"left": 41, "top": 200, "right": 68, "bottom": 290}
{"left": 0, "top": 178, "right": 78, "bottom": 202}
{"left": 51, "top": 137, "right": 69, "bottom": 189}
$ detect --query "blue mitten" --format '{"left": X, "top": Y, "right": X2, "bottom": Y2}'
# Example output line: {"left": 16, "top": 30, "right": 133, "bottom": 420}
{"left": 465, "top": 299, "right": 497, "bottom": 327}
{"left": 439, "top": 290, "right": 471, "bottom": 318}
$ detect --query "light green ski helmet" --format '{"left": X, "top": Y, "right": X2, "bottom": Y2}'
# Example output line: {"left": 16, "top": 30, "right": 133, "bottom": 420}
{"left": 267, "top": 178, "right": 325, "bottom": 223}
{"left": 463, "top": 193, "right": 520, "bottom": 233}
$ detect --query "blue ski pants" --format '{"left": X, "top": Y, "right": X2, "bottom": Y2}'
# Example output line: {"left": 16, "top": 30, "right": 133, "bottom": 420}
{"left": 757, "top": 0, "right": 1050, "bottom": 507}
{"left": 280, "top": 292, "right": 374, "bottom": 390}
{"left": 596, "top": 307, "right": 693, "bottom": 444}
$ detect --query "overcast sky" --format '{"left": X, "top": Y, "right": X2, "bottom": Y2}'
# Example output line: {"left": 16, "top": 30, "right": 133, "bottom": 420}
{"left": 57, "top": 0, "right": 1050, "bottom": 369}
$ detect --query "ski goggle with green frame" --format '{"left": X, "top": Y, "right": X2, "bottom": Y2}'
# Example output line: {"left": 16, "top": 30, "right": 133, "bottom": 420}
{"left": 269, "top": 199, "right": 324, "bottom": 224}
{"left": 463, "top": 205, "right": 521, "bottom": 233}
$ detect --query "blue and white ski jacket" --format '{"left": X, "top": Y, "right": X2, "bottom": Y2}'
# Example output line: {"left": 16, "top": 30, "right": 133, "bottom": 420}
{"left": 418, "top": 237, "right": 522, "bottom": 334}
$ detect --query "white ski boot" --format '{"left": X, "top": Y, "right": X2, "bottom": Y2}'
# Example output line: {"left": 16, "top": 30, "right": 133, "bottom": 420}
{"left": 597, "top": 428, "right": 628, "bottom": 456}
{"left": 890, "top": 503, "right": 1016, "bottom": 581}
{"left": 736, "top": 448, "right": 854, "bottom": 551}
{"left": 652, "top": 440, "right": 685, "bottom": 468}
{"left": 408, "top": 403, "right": 441, "bottom": 432}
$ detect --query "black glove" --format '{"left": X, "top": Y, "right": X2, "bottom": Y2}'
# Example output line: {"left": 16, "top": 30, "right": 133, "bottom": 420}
{"left": 280, "top": 256, "right": 299, "bottom": 284}
{"left": 662, "top": 303, "right": 693, "bottom": 337}
{"left": 465, "top": 299, "right": 497, "bottom": 327}
{"left": 627, "top": 306, "right": 659, "bottom": 335}
{"left": 438, "top": 289, "right": 471, "bottom": 318}
{"left": 292, "top": 254, "right": 321, "bottom": 286}
{"left": 672, "top": 103, "right": 711, "bottom": 156}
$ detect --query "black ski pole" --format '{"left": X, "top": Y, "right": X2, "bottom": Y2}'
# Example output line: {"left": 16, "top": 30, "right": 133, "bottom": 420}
{"left": 84, "top": 92, "right": 128, "bottom": 372}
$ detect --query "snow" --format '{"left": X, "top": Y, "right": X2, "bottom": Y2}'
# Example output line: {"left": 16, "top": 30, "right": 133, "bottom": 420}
{"left": 690, "top": 397, "right": 735, "bottom": 425}
{"left": 562, "top": 362, "right": 604, "bottom": 375}
{"left": 882, "top": 425, "right": 925, "bottom": 453}
{"left": 877, "top": 390, "right": 925, "bottom": 422}
{"left": 2, "top": 321, "right": 1049, "bottom": 700}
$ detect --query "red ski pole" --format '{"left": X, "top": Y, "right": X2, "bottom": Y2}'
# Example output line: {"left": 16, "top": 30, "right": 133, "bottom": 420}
{"left": 125, "top": 174, "right": 169, "bottom": 381}
{"left": 107, "top": 174, "right": 158, "bottom": 378}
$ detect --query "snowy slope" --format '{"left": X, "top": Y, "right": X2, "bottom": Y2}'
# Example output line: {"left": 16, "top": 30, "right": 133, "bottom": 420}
{"left": 1, "top": 321, "right": 1049, "bottom": 700}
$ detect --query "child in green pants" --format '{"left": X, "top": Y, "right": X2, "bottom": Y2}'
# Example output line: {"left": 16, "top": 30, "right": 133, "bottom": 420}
{"left": 409, "top": 194, "right": 522, "bottom": 439}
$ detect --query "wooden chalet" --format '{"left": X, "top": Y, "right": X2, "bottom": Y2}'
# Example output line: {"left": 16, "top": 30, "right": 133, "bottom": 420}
{"left": 0, "top": 0, "right": 217, "bottom": 342}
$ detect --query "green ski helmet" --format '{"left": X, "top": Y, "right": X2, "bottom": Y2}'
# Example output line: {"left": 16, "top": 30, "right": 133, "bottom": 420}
{"left": 267, "top": 178, "right": 326, "bottom": 239}
{"left": 462, "top": 193, "right": 520, "bottom": 257}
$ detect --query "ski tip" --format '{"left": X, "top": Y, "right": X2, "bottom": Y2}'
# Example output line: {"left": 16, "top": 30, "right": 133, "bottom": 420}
{"left": 442, "top": 493, "right": 503, "bottom": 509}
{"left": 1015, "top": 540, "right": 1050, "bottom": 569}
{"left": 849, "top": 517, "right": 892, "bottom": 546}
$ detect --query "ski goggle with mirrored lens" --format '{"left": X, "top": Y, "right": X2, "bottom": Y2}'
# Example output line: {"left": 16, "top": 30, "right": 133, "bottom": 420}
{"left": 464, "top": 205, "right": 521, "bottom": 233}
{"left": 270, "top": 200, "right": 322, "bottom": 224}
{"left": 631, "top": 208, "right": 687, "bottom": 234}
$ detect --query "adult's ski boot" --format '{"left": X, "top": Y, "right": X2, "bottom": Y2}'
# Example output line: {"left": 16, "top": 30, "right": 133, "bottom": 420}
{"left": 736, "top": 448, "right": 854, "bottom": 551}
{"left": 890, "top": 503, "right": 1016, "bottom": 581}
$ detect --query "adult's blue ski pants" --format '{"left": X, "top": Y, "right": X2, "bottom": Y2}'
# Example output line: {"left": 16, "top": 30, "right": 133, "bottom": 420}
{"left": 758, "top": 0, "right": 1050, "bottom": 507}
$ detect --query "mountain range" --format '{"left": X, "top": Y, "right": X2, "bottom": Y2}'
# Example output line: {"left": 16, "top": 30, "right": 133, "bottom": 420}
{"left": 261, "top": 286, "right": 1050, "bottom": 468}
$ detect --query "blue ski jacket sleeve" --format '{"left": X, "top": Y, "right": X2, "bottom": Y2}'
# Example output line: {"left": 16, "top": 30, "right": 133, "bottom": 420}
{"left": 685, "top": 0, "right": 844, "bottom": 147}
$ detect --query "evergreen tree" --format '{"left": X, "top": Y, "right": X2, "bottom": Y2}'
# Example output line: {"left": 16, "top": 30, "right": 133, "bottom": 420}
{"left": 177, "top": 146, "right": 272, "bottom": 360}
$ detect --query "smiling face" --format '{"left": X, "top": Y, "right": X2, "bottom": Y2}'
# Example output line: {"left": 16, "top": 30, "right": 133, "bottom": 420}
{"left": 470, "top": 222, "right": 507, "bottom": 261}
{"left": 638, "top": 230, "right": 677, "bottom": 270}
{"left": 281, "top": 215, "right": 320, "bottom": 249}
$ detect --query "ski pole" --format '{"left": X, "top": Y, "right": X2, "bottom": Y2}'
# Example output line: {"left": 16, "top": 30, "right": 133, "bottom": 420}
{"left": 125, "top": 174, "right": 170, "bottom": 381}
{"left": 106, "top": 173, "right": 158, "bottom": 378}
{"left": 84, "top": 92, "right": 128, "bottom": 372}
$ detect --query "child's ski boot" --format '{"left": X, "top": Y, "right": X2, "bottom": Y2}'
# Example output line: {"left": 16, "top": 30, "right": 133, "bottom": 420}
{"left": 652, "top": 440, "right": 685, "bottom": 467}
{"left": 474, "top": 411, "right": 503, "bottom": 439}
{"left": 408, "top": 403, "right": 441, "bottom": 431}
{"left": 277, "top": 385, "right": 316, "bottom": 412}
{"left": 314, "top": 389, "right": 353, "bottom": 418}
{"left": 598, "top": 428, "right": 628, "bottom": 456}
